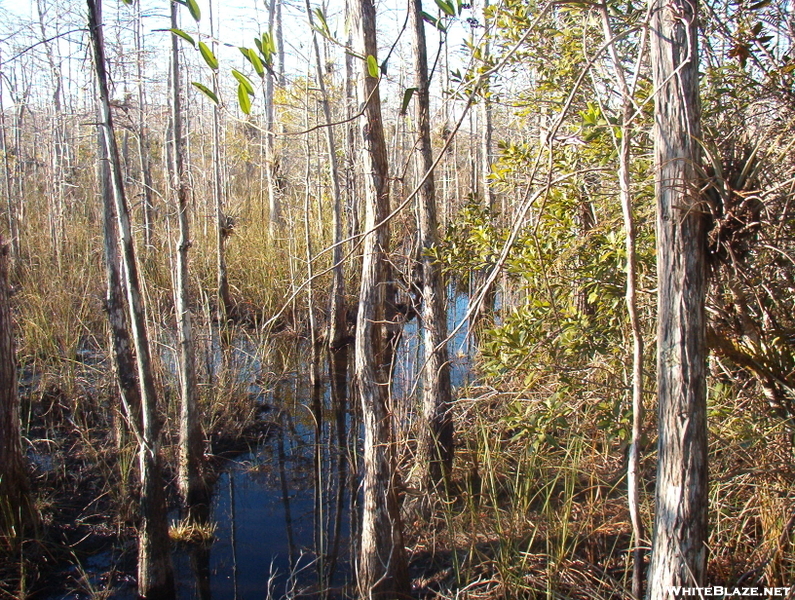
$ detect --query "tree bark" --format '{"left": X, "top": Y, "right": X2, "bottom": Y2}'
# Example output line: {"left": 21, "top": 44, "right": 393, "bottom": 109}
{"left": 170, "top": 1, "right": 205, "bottom": 515}
{"left": 408, "top": 0, "right": 453, "bottom": 491}
{"left": 87, "top": 3, "right": 175, "bottom": 596}
{"left": 351, "top": 0, "right": 410, "bottom": 595}
{"left": 646, "top": 0, "right": 708, "bottom": 595}
{"left": 266, "top": 0, "right": 281, "bottom": 235}
{"left": 0, "top": 237, "right": 31, "bottom": 540}
{"left": 209, "top": 0, "right": 232, "bottom": 323}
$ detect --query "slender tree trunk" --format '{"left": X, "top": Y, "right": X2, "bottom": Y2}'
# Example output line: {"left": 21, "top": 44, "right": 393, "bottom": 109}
{"left": 0, "top": 53, "right": 20, "bottom": 260}
{"left": 480, "top": 0, "right": 494, "bottom": 213}
{"left": 408, "top": 0, "right": 453, "bottom": 491}
{"left": 87, "top": 2, "right": 175, "bottom": 597}
{"left": 135, "top": 1, "right": 155, "bottom": 250}
{"left": 351, "top": 0, "right": 410, "bottom": 595}
{"left": 646, "top": 0, "right": 708, "bottom": 595}
{"left": 305, "top": 0, "right": 346, "bottom": 349}
{"left": 97, "top": 122, "right": 143, "bottom": 454}
{"left": 209, "top": 0, "right": 232, "bottom": 323}
{"left": 598, "top": 7, "right": 647, "bottom": 596}
{"left": 344, "top": 22, "right": 359, "bottom": 241}
{"left": 0, "top": 237, "right": 31, "bottom": 541}
{"left": 169, "top": 1, "right": 205, "bottom": 515}
{"left": 266, "top": 0, "right": 281, "bottom": 234}
{"left": 36, "top": 0, "right": 66, "bottom": 263}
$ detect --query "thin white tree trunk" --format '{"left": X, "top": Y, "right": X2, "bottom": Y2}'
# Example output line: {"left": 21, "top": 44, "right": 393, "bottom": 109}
{"left": 170, "top": 0, "right": 204, "bottom": 514}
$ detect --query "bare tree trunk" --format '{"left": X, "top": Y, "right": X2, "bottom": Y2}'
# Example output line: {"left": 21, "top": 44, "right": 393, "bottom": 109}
{"left": 169, "top": 1, "right": 205, "bottom": 515}
{"left": 351, "top": 0, "right": 410, "bottom": 595}
{"left": 646, "top": 0, "right": 708, "bottom": 595}
{"left": 0, "top": 237, "right": 31, "bottom": 540}
{"left": 480, "top": 0, "right": 494, "bottom": 213}
{"left": 135, "top": 1, "right": 155, "bottom": 250}
{"left": 0, "top": 52, "right": 20, "bottom": 260}
{"left": 209, "top": 0, "right": 231, "bottom": 323}
{"left": 87, "top": 2, "right": 175, "bottom": 596}
{"left": 97, "top": 122, "right": 143, "bottom": 456}
{"left": 598, "top": 8, "right": 647, "bottom": 596}
{"left": 305, "top": 0, "right": 346, "bottom": 349}
{"left": 36, "top": 0, "right": 66, "bottom": 264}
{"left": 266, "top": 0, "right": 281, "bottom": 235}
{"left": 344, "top": 21, "right": 359, "bottom": 241}
{"left": 408, "top": 0, "right": 453, "bottom": 491}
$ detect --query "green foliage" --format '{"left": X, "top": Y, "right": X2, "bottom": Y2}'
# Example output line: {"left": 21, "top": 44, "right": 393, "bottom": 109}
{"left": 237, "top": 83, "right": 252, "bottom": 115}
{"left": 240, "top": 47, "right": 265, "bottom": 77}
{"left": 191, "top": 82, "right": 218, "bottom": 104}
{"left": 231, "top": 69, "right": 255, "bottom": 95}
{"left": 366, "top": 55, "right": 379, "bottom": 79}
{"left": 198, "top": 41, "right": 218, "bottom": 70}
{"left": 169, "top": 27, "right": 195, "bottom": 48}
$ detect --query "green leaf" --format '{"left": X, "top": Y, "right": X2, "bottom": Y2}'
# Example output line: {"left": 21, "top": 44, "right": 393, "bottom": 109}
{"left": 240, "top": 47, "right": 265, "bottom": 77}
{"left": 198, "top": 41, "right": 219, "bottom": 70}
{"left": 313, "top": 7, "right": 330, "bottom": 35}
{"left": 366, "top": 54, "right": 379, "bottom": 78}
{"left": 237, "top": 82, "right": 252, "bottom": 115}
{"left": 434, "top": 0, "right": 455, "bottom": 16}
{"left": 192, "top": 81, "right": 218, "bottom": 104}
{"left": 259, "top": 32, "right": 274, "bottom": 66}
{"left": 170, "top": 27, "right": 196, "bottom": 48}
{"left": 421, "top": 11, "right": 447, "bottom": 31}
{"left": 263, "top": 31, "right": 276, "bottom": 55}
{"left": 185, "top": 0, "right": 201, "bottom": 21}
{"left": 400, "top": 87, "right": 417, "bottom": 115}
{"left": 232, "top": 69, "right": 255, "bottom": 95}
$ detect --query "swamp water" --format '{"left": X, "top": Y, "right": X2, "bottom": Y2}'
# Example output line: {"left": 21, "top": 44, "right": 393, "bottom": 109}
{"left": 171, "top": 291, "right": 474, "bottom": 600}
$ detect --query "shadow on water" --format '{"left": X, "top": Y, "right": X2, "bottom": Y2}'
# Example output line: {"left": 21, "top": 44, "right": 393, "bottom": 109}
{"left": 171, "top": 289, "right": 473, "bottom": 600}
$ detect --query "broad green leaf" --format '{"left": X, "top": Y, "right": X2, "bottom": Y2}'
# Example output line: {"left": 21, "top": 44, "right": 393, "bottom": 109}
{"left": 198, "top": 41, "right": 219, "bottom": 70}
{"left": 170, "top": 27, "right": 196, "bottom": 48}
{"left": 366, "top": 54, "right": 379, "bottom": 78}
{"left": 421, "top": 11, "right": 447, "bottom": 31}
{"left": 263, "top": 32, "right": 276, "bottom": 55}
{"left": 232, "top": 69, "right": 255, "bottom": 95}
{"left": 237, "top": 82, "right": 252, "bottom": 115}
{"left": 186, "top": 0, "right": 201, "bottom": 21}
{"left": 400, "top": 87, "right": 418, "bottom": 115}
{"left": 240, "top": 47, "right": 265, "bottom": 77}
{"left": 434, "top": 0, "right": 455, "bottom": 16}
{"left": 192, "top": 81, "right": 218, "bottom": 104}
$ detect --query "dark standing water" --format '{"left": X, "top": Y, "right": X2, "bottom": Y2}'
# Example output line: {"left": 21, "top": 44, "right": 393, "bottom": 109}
{"left": 170, "top": 291, "right": 474, "bottom": 600}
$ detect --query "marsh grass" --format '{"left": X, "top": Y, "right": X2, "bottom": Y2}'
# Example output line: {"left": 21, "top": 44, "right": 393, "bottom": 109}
{"left": 404, "top": 370, "right": 795, "bottom": 599}
{"left": 168, "top": 517, "right": 217, "bottom": 544}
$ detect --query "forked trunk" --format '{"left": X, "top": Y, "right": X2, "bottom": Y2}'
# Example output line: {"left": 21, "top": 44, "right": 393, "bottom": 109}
{"left": 87, "top": 2, "right": 175, "bottom": 596}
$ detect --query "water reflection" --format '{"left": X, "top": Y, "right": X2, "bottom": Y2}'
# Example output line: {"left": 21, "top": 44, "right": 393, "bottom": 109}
{"left": 174, "top": 290, "right": 472, "bottom": 599}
